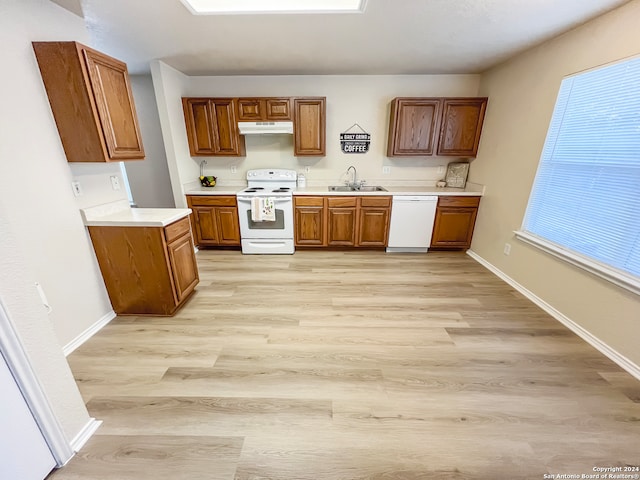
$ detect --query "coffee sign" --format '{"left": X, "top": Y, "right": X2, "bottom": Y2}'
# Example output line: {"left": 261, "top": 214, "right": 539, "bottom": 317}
{"left": 340, "top": 123, "right": 371, "bottom": 154}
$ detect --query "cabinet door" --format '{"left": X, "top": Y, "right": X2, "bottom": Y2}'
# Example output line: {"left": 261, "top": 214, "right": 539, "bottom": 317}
{"left": 358, "top": 208, "right": 390, "bottom": 246}
{"left": 266, "top": 98, "right": 291, "bottom": 120}
{"left": 437, "top": 98, "right": 488, "bottom": 157}
{"left": 430, "top": 208, "right": 478, "bottom": 248}
{"left": 167, "top": 233, "right": 199, "bottom": 302}
{"left": 193, "top": 207, "right": 219, "bottom": 245}
{"left": 237, "top": 98, "right": 263, "bottom": 121}
{"left": 83, "top": 48, "right": 145, "bottom": 160}
{"left": 295, "top": 206, "right": 325, "bottom": 246}
{"left": 215, "top": 207, "right": 241, "bottom": 245}
{"left": 211, "top": 99, "right": 245, "bottom": 156}
{"left": 294, "top": 98, "right": 326, "bottom": 156}
{"left": 387, "top": 98, "right": 441, "bottom": 156}
{"left": 183, "top": 98, "right": 217, "bottom": 155}
{"left": 327, "top": 208, "right": 357, "bottom": 246}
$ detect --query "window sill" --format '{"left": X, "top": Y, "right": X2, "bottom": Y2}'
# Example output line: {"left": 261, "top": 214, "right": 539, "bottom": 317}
{"left": 514, "top": 230, "right": 640, "bottom": 297}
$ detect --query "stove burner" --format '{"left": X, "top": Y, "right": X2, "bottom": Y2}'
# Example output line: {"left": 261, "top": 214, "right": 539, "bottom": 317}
{"left": 272, "top": 188, "right": 291, "bottom": 193}
{"left": 244, "top": 187, "right": 265, "bottom": 192}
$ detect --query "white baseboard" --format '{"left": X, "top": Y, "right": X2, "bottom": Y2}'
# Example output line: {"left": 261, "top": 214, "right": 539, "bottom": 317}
{"left": 63, "top": 310, "right": 116, "bottom": 356}
{"left": 466, "top": 249, "right": 640, "bottom": 382}
{"left": 69, "top": 418, "right": 102, "bottom": 455}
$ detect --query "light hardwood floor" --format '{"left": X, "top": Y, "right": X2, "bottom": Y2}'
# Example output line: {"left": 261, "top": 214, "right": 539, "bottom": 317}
{"left": 49, "top": 250, "right": 640, "bottom": 479}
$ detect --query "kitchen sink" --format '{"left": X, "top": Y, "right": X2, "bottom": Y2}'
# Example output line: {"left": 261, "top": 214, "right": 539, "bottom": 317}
{"left": 328, "top": 185, "right": 387, "bottom": 192}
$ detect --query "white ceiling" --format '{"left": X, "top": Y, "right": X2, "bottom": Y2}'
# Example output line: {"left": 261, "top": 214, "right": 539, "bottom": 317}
{"left": 65, "top": 0, "right": 632, "bottom": 76}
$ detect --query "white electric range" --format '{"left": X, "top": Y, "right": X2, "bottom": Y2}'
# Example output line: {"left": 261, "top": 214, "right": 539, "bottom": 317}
{"left": 235, "top": 169, "right": 297, "bottom": 254}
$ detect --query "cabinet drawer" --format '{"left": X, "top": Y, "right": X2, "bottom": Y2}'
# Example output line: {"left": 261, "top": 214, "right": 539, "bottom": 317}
{"left": 295, "top": 196, "right": 324, "bottom": 207}
{"left": 327, "top": 197, "right": 357, "bottom": 208}
{"left": 187, "top": 195, "right": 237, "bottom": 207}
{"left": 164, "top": 217, "right": 191, "bottom": 244}
{"left": 438, "top": 196, "right": 481, "bottom": 208}
{"left": 360, "top": 196, "right": 391, "bottom": 208}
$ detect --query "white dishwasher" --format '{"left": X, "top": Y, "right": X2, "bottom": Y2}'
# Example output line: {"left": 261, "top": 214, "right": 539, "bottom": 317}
{"left": 386, "top": 195, "right": 438, "bottom": 253}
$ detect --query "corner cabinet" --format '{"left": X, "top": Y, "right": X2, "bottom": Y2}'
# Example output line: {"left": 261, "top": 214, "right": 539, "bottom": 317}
{"left": 32, "top": 41, "right": 145, "bottom": 162}
{"left": 430, "top": 196, "right": 481, "bottom": 250}
{"left": 294, "top": 195, "right": 390, "bottom": 247}
{"left": 294, "top": 97, "right": 326, "bottom": 156}
{"left": 183, "top": 98, "right": 246, "bottom": 157}
{"left": 387, "top": 97, "right": 487, "bottom": 158}
{"left": 186, "top": 195, "right": 241, "bottom": 247}
{"left": 88, "top": 217, "right": 198, "bottom": 316}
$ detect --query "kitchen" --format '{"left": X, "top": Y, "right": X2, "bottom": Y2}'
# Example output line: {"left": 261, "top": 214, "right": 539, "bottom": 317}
{"left": 2, "top": 0, "right": 640, "bottom": 479}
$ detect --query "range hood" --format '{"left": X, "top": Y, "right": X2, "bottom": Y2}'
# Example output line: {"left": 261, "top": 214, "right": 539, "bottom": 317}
{"left": 238, "top": 121, "right": 294, "bottom": 135}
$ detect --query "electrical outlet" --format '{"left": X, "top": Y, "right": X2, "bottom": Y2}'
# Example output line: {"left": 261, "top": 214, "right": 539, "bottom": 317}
{"left": 71, "top": 181, "right": 82, "bottom": 197}
{"left": 231, "top": 165, "right": 237, "bottom": 174}
{"left": 503, "top": 243, "right": 511, "bottom": 255}
{"left": 437, "top": 165, "right": 445, "bottom": 175}
{"left": 382, "top": 166, "right": 391, "bottom": 174}
{"left": 110, "top": 175, "right": 121, "bottom": 190}
{"left": 305, "top": 166, "right": 310, "bottom": 173}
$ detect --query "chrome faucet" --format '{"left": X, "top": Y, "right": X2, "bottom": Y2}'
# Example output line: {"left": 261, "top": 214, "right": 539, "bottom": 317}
{"left": 346, "top": 165, "right": 357, "bottom": 188}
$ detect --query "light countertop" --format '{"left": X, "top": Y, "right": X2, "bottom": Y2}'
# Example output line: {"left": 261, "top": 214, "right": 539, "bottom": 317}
{"left": 81, "top": 200, "right": 191, "bottom": 227}
{"left": 185, "top": 182, "right": 484, "bottom": 197}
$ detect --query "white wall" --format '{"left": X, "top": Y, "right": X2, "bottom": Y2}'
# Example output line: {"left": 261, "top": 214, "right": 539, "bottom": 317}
{"left": 151, "top": 65, "right": 482, "bottom": 206}
{"left": 0, "top": 0, "right": 101, "bottom": 444}
{"left": 125, "top": 75, "right": 175, "bottom": 208}
{"left": 470, "top": 0, "right": 640, "bottom": 368}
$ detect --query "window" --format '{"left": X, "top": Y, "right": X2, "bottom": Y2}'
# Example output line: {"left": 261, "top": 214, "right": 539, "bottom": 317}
{"left": 516, "top": 56, "right": 640, "bottom": 295}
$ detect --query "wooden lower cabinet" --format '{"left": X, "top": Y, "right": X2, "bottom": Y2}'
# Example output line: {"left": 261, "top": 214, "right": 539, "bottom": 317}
{"left": 186, "top": 195, "right": 241, "bottom": 247}
{"left": 294, "top": 195, "right": 391, "bottom": 248}
{"left": 88, "top": 216, "right": 199, "bottom": 316}
{"left": 294, "top": 196, "right": 325, "bottom": 246}
{"left": 430, "top": 196, "right": 481, "bottom": 249}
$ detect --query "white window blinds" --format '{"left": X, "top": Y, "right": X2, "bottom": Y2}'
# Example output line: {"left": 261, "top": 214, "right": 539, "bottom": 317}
{"left": 521, "top": 56, "right": 640, "bottom": 286}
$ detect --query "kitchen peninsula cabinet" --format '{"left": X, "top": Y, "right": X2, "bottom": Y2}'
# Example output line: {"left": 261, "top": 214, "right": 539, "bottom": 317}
{"left": 183, "top": 98, "right": 246, "bottom": 157}
{"left": 294, "top": 195, "right": 391, "bottom": 247}
{"left": 387, "top": 97, "right": 487, "bottom": 158}
{"left": 33, "top": 41, "right": 145, "bottom": 162}
{"left": 294, "top": 97, "right": 326, "bottom": 156}
{"left": 186, "top": 195, "right": 241, "bottom": 247}
{"left": 88, "top": 217, "right": 198, "bottom": 315}
{"left": 430, "top": 196, "right": 481, "bottom": 249}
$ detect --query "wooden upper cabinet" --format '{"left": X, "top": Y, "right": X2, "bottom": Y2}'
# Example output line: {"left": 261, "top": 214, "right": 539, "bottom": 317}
{"left": 182, "top": 98, "right": 245, "bottom": 157}
{"left": 387, "top": 98, "right": 441, "bottom": 156}
{"left": 237, "top": 98, "right": 291, "bottom": 121}
{"left": 32, "top": 41, "right": 144, "bottom": 162}
{"left": 387, "top": 97, "right": 488, "bottom": 158}
{"left": 437, "top": 98, "right": 488, "bottom": 157}
{"left": 294, "top": 97, "right": 326, "bottom": 156}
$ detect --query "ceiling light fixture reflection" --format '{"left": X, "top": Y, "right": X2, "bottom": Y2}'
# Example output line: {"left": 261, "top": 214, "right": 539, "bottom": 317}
{"left": 179, "top": 0, "right": 367, "bottom": 15}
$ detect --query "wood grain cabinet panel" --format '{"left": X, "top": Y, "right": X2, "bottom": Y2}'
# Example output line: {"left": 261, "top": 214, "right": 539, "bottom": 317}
{"left": 387, "top": 98, "right": 441, "bottom": 156}
{"left": 327, "top": 206, "right": 357, "bottom": 246}
{"left": 294, "top": 197, "right": 325, "bottom": 246}
{"left": 87, "top": 218, "right": 198, "bottom": 316}
{"left": 358, "top": 207, "right": 390, "bottom": 247}
{"left": 431, "top": 196, "right": 481, "bottom": 249}
{"left": 186, "top": 195, "right": 240, "bottom": 247}
{"left": 437, "top": 98, "right": 488, "bottom": 157}
{"left": 294, "top": 97, "right": 326, "bottom": 156}
{"left": 182, "top": 98, "right": 246, "bottom": 157}
{"left": 296, "top": 196, "right": 392, "bottom": 248}
{"left": 33, "top": 41, "right": 144, "bottom": 162}
{"left": 237, "top": 98, "right": 292, "bottom": 121}
{"left": 387, "top": 97, "right": 487, "bottom": 158}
